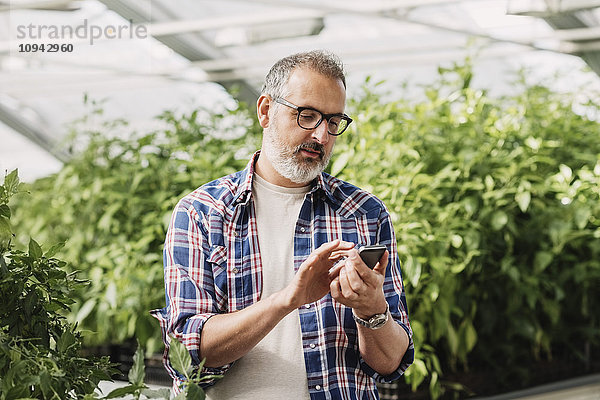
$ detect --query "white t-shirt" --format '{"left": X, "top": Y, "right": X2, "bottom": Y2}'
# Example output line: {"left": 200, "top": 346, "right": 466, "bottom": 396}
{"left": 206, "top": 173, "right": 311, "bottom": 400}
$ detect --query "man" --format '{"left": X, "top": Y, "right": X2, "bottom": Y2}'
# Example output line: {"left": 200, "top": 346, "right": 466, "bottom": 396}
{"left": 152, "top": 50, "right": 414, "bottom": 399}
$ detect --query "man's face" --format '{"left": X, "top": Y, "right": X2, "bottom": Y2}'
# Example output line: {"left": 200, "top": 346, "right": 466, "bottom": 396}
{"left": 261, "top": 67, "right": 346, "bottom": 186}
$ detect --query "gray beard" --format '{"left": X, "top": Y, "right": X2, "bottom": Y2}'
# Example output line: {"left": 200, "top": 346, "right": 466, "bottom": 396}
{"left": 262, "top": 129, "right": 333, "bottom": 185}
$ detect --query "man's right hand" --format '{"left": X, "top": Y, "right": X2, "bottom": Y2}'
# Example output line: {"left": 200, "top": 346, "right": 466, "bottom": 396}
{"left": 201, "top": 239, "right": 353, "bottom": 367}
{"left": 279, "top": 239, "right": 355, "bottom": 310}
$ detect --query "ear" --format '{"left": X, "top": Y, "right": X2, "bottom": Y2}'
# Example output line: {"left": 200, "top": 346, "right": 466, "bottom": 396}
{"left": 256, "top": 95, "right": 271, "bottom": 128}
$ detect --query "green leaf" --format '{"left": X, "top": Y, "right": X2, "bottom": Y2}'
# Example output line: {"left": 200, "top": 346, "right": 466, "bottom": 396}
{"left": 330, "top": 151, "right": 353, "bottom": 177}
{"left": 534, "top": 251, "right": 553, "bottom": 273}
{"left": 0, "top": 216, "right": 11, "bottom": 241}
{"left": 490, "top": 210, "right": 508, "bottom": 230}
{"left": 75, "top": 299, "right": 97, "bottom": 323}
{"left": 461, "top": 320, "right": 478, "bottom": 353}
{"left": 428, "top": 371, "right": 439, "bottom": 395}
{"left": 39, "top": 370, "right": 52, "bottom": 398}
{"left": 141, "top": 388, "right": 172, "bottom": 399}
{"left": 128, "top": 341, "right": 146, "bottom": 386}
{"left": 186, "top": 383, "right": 205, "bottom": 400}
{"left": 515, "top": 191, "right": 531, "bottom": 213}
{"left": 45, "top": 242, "right": 65, "bottom": 258}
{"left": 446, "top": 323, "right": 458, "bottom": 356}
{"left": 56, "top": 329, "right": 77, "bottom": 352}
{"left": 574, "top": 207, "right": 591, "bottom": 230}
{"left": 0, "top": 204, "right": 10, "bottom": 219}
{"left": 105, "top": 384, "right": 144, "bottom": 399}
{"left": 169, "top": 337, "right": 192, "bottom": 378}
{"left": 105, "top": 281, "right": 117, "bottom": 309}
{"left": 559, "top": 164, "right": 572, "bottom": 181}
{"left": 404, "top": 358, "right": 427, "bottom": 391}
{"left": 0, "top": 254, "right": 8, "bottom": 273}
{"left": 403, "top": 255, "right": 421, "bottom": 287}
{"left": 3, "top": 169, "right": 20, "bottom": 195}
{"left": 450, "top": 234, "right": 463, "bottom": 248}
{"left": 450, "top": 261, "right": 467, "bottom": 274}
{"left": 29, "top": 238, "right": 43, "bottom": 260}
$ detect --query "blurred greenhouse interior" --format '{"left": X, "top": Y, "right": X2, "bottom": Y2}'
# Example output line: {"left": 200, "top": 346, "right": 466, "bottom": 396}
{"left": 1, "top": 1, "right": 600, "bottom": 399}
{"left": 3, "top": 0, "right": 600, "bottom": 180}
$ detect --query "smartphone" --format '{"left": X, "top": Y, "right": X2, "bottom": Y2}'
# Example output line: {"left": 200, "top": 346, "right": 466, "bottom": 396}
{"left": 358, "top": 245, "right": 387, "bottom": 269}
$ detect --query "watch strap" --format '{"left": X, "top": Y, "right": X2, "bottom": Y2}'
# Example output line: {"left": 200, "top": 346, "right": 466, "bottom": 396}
{"left": 352, "top": 303, "right": 389, "bottom": 329}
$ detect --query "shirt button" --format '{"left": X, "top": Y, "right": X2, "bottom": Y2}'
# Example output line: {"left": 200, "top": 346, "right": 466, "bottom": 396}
{"left": 232, "top": 268, "right": 239, "bottom": 273}
{"left": 300, "top": 227, "right": 305, "bottom": 232}
{"left": 315, "top": 385, "right": 322, "bottom": 390}
{"left": 310, "top": 343, "right": 316, "bottom": 349}
{"left": 304, "top": 304, "right": 311, "bottom": 309}
{"left": 233, "top": 231, "right": 238, "bottom": 237}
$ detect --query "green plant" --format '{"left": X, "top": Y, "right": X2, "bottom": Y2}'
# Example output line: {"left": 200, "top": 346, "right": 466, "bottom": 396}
{"left": 12, "top": 98, "right": 261, "bottom": 352}
{"left": 90, "top": 341, "right": 170, "bottom": 400}
{"left": 88, "top": 339, "right": 217, "bottom": 400}
{"left": 168, "top": 338, "right": 223, "bottom": 399}
{"left": 0, "top": 170, "right": 115, "bottom": 399}
{"left": 10, "top": 62, "right": 600, "bottom": 398}
{"left": 335, "top": 65, "right": 600, "bottom": 396}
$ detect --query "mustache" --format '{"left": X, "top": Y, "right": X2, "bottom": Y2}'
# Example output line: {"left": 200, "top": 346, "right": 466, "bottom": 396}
{"left": 296, "top": 142, "right": 325, "bottom": 158}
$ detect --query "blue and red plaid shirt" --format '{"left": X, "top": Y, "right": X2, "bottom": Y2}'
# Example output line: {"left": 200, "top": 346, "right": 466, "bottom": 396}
{"left": 151, "top": 151, "right": 414, "bottom": 399}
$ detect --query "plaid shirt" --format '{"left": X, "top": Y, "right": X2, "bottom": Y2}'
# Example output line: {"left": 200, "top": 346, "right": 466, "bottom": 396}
{"left": 151, "top": 152, "right": 414, "bottom": 399}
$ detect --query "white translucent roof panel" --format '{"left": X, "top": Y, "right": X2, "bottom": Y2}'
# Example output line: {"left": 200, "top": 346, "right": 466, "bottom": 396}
{"left": 1, "top": 0, "right": 600, "bottom": 181}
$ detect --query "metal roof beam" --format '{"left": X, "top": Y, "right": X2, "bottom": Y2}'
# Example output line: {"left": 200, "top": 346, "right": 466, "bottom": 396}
{"left": 202, "top": 46, "right": 536, "bottom": 83}
{"left": 508, "top": 0, "right": 600, "bottom": 16}
{"left": 540, "top": 8, "right": 600, "bottom": 82}
{"left": 0, "top": 97, "right": 68, "bottom": 162}
{"left": 242, "top": 0, "right": 548, "bottom": 51}
{"left": 98, "top": 0, "right": 259, "bottom": 103}
{"left": 242, "top": 0, "right": 469, "bottom": 14}
{"left": 0, "top": 0, "right": 78, "bottom": 12}
{"left": 146, "top": 9, "right": 324, "bottom": 37}
{"left": 544, "top": 26, "right": 600, "bottom": 41}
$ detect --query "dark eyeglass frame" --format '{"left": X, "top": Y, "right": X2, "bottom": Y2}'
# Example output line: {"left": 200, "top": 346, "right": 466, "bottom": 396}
{"left": 273, "top": 97, "right": 353, "bottom": 136}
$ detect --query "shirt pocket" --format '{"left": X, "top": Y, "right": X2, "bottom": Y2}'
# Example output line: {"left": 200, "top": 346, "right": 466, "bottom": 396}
{"left": 207, "top": 245, "right": 228, "bottom": 312}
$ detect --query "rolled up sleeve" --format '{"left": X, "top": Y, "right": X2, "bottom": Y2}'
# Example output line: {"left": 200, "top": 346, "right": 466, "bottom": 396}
{"left": 359, "top": 206, "right": 414, "bottom": 383}
{"left": 151, "top": 198, "right": 231, "bottom": 389}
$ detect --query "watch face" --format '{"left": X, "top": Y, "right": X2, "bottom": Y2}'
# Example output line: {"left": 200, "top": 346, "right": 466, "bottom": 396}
{"left": 353, "top": 304, "right": 389, "bottom": 329}
{"left": 369, "top": 314, "right": 387, "bottom": 328}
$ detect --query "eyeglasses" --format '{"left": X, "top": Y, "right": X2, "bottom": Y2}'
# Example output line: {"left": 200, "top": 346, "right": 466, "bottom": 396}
{"left": 273, "top": 97, "right": 353, "bottom": 136}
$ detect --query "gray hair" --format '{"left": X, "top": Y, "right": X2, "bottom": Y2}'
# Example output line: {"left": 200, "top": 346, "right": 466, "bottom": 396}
{"left": 261, "top": 50, "right": 346, "bottom": 99}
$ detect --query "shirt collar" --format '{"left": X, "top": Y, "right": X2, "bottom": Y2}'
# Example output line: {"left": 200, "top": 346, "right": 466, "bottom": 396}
{"left": 232, "top": 151, "right": 258, "bottom": 206}
{"left": 312, "top": 171, "right": 336, "bottom": 203}
{"left": 234, "top": 150, "right": 338, "bottom": 206}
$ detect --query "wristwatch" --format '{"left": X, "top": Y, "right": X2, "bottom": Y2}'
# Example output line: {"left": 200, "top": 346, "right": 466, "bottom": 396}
{"left": 352, "top": 303, "right": 389, "bottom": 329}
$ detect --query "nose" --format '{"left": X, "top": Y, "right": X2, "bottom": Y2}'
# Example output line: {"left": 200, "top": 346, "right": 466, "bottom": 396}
{"left": 311, "top": 119, "right": 330, "bottom": 144}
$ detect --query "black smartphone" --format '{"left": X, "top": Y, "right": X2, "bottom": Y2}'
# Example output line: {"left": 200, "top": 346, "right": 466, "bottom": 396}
{"left": 358, "top": 245, "right": 387, "bottom": 269}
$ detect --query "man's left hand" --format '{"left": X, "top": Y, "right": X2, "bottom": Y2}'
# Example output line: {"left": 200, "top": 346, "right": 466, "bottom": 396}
{"left": 329, "top": 248, "right": 389, "bottom": 318}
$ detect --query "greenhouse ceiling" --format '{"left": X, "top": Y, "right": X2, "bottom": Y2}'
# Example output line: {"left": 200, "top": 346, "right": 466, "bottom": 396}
{"left": 2, "top": 0, "right": 600, "bottom": 181}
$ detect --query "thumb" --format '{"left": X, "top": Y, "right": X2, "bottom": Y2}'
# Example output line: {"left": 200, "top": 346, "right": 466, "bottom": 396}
{"left": 373, "top": 250, "right": 389, "bottom": 276}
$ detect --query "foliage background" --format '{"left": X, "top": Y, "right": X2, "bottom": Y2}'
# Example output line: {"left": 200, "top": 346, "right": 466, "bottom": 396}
{"left": 10, "top": 64, "right": 600, "bottom": 397}
{"left": 1, "top": 170, "right": 115, "bottom": 399}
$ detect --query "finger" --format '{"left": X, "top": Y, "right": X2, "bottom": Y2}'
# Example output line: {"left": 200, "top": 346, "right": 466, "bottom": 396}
{"left": 339, "top": 267, "right": 359, "bottom": 300}
{"left": 372, "top": 250, "right": 389, "bottom": 277}
{"left": 303, "top": 240, "right": 339, "bottom": 269}
{"left": 312, "top": 239, "right": 347, "bottom": 261}
{"left": 328, "top": 252, "right": 347, "bottom": 264}
{"left": 330, "top": 279, "right": 352, "bottom": 308}
{"left": 328, "top": 262, "right": 344, "bottom": 280}
{"left": 329, "top": 247, "right": 353, "bottom": 260}
{"left": 330, "top": 277, "right": 341, "bottom": 299}
{"left": 347, "top": 250, "right": 375, "bottom": 279}
{"left": 344, "top": 263, "right": 367, "bottom": 294}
